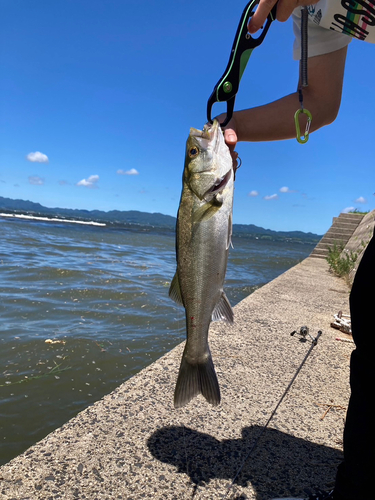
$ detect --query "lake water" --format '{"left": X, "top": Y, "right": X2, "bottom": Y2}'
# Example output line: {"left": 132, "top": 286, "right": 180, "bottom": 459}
{"left": 0, "top": 216, "right": 316, "bottom": 465}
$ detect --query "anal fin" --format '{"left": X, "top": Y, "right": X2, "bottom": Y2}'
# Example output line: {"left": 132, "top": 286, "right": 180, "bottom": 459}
{"left": 169, "top": 273, "right": 183, "bottom": 306}
{"left": 211, "top": 292, "right": 234, "bottom": 323}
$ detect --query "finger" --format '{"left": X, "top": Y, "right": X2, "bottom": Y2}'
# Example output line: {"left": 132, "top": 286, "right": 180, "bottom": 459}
{"left": 276, "top": 0, "right": 300, "bottom": 22}
{"left": 224, "top": 130, "right": 239, "bottom": 173}
{"left": 248, "top": 0, "right": 278, "bottom": 33}
{"left": 224, "top": 127, "right": 238, "bottom": 148}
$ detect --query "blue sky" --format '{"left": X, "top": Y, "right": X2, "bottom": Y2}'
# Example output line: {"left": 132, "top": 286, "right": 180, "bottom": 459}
{"left": 1, "top": 0, "right": 374, "bottom": 234}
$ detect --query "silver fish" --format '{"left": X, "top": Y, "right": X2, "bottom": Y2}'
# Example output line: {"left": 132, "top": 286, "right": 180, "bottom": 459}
{"left": 169, "top": 119, "right": 234, "bottom": 408}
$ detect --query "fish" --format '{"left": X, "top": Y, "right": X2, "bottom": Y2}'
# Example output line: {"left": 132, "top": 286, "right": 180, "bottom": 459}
{"left": 169, "top": 119, "right": 234, "bottom": 409}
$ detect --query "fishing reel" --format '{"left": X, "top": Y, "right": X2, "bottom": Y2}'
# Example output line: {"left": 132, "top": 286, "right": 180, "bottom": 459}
{"left": 291, "top": 326, "right": 322, "bottom": 345}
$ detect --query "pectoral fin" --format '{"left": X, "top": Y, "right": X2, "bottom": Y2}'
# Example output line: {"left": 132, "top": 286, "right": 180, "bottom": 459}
{"left": 192, "top": 202, "right": 221, "bottom": 223}
{"left": 211, "top": 292, "right": 234, "bottom": 323}
{"left": 169, "top": 272, "right": 183, "bottom": 306}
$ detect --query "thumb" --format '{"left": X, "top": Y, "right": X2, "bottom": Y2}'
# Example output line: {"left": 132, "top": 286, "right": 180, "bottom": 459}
{"left": 224, "top": 127, "right": 238, "bottom": 148}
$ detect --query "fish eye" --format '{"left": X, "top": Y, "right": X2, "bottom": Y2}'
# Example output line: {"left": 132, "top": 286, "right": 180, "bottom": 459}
{"left": 188, "top": 147, "right": 199, "bottom": 158}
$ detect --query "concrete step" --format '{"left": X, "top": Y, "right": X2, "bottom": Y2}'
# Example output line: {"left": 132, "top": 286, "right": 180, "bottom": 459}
{"left": 331, "top": 218, "right": 362, "bottom": 227}
{"left": 311, "top": 245, "right": 330, "bottom": 253}
{"left": 333, "top": 215, "right": 364, "bottom": 228}
{"left": 310, "top": 250, "right": 329, "bottom": 259}
{"left": 311, "top": 247, "right": 330, "bottom": 255}
{"left": 318, "top": 235, "right": 351, "bottom": 245}
{"left": 313, "top": 244, "right": 336, "bottom": 252}
{"left": 330, "top": 222, "right": 362, "bottom": 230}
{"left": 337, "top": 213, "right": 365, "bottom": 221}
{"left": 314, "top": 240, "right": 347, "bottom": 251}
{"left": 330, "top": 221, "right": 360, "bottom": 227}
{"left": 337, "top": 214, "right": 364, "bottom": 220}
{"left": 330, "top": 220, "right": 359, "bottom": 227}
{"left": 323, "top": 231, "right": 354, "bottom": 240}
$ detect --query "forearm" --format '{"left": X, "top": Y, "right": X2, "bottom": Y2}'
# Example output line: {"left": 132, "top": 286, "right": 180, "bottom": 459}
{"left": 226, "top": 47, "right": 347, "bottom": 144}
{"left": 234, "top": 88, "right": 333, "bottom": 142}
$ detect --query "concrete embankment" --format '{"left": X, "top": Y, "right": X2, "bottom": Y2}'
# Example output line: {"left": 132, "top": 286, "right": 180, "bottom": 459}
{"left": 341, "top": 210, "right": 375, "bottom": 283}
{"left": 0, "top": 255, "right": 354, "bottom": 500}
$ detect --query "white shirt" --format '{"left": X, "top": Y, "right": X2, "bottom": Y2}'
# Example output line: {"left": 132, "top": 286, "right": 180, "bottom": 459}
{"left": 292, "top": 0, "right": 375, "bottom": 59}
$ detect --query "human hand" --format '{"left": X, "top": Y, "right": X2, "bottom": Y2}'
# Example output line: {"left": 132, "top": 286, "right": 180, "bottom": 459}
{"left": 248, "top": 0, "right": 319, "bottom": 34}
{"left": 216, "top": 115, "right": 240, "bottom": 173}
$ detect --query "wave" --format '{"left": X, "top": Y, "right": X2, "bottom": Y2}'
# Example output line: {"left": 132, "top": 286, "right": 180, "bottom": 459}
{"left": 0, "top": 212, "right": 106, "bottom": 227}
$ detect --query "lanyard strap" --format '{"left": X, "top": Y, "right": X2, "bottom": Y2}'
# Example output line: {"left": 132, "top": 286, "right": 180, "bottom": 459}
{"left": 295, "top": 6, "right": 312, "bottom": 144}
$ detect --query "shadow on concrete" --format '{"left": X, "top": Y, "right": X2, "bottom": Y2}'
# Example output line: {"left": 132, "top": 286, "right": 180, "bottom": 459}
{"left": 147, "top": 425, "right": 343, "bottom": 499}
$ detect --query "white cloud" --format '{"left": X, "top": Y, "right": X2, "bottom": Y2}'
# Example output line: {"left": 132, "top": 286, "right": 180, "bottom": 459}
{"left": 26, "top": 151, "right": 49, "bottom": 163}
{"left": 248, "top": 190, "right": 259, "bottom": 197}
{"left": 28, "top": 175, "right": 44, "bottom": 186}
{"left": 280, "top": 186, "right": 293, "bottom": 193}
{"left": 264, "top": 194, "right": 278, "bottom": 200}
{"left": 355, "top": 196, "right": 367, "bottom": 204}
{"left": 76, "top": 174, "right": 99, "bottom": 188}
{"left": 117, "top": 168, "right": 139, "bottom": 175}
{"left": 342, "top": 206, "right": 355, "bottom": 213}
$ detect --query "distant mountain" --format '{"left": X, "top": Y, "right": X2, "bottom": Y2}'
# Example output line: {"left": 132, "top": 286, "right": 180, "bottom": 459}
{"left": 232, "top": 223, "right": 321, "bottom": 242}
{"left": 0, "top": 196, "right": 322, "bottom": 242}
{"left": 0, "top": 196, "right": 176, "bottom": 228}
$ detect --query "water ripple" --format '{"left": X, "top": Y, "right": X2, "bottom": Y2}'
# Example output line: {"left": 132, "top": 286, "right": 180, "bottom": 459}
{"left": 0, "top": 217, "right": 314, "bottom": 465}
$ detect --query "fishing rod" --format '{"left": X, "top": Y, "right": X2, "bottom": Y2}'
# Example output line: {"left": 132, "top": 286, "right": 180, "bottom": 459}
{"left": 224, "top": 327, "right": 323, "bottom": 498}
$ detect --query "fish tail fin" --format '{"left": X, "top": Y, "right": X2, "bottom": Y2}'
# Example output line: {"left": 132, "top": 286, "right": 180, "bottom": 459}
{"left": 174, "top": 352, "right": 220, "bottom": 409}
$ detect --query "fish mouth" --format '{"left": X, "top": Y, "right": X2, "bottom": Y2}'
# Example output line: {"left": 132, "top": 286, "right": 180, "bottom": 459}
{"left": 203, "top": 169, "right": 232, "bottom": 201}
{"left": 189, "top": 120, "right": 222, "bottom": 163}
{"left": 190, "top": 119, "right": 220, "bottom": 146}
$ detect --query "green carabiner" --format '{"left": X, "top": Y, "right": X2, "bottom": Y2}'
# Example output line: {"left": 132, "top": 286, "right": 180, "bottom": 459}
{"left": 294, "top": 108, "right": 312, "bottom": 144}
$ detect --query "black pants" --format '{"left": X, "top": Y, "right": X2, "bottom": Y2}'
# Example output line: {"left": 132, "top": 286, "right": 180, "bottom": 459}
{"left": 334, "top": 228, "right": 375, "bottom": 500}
